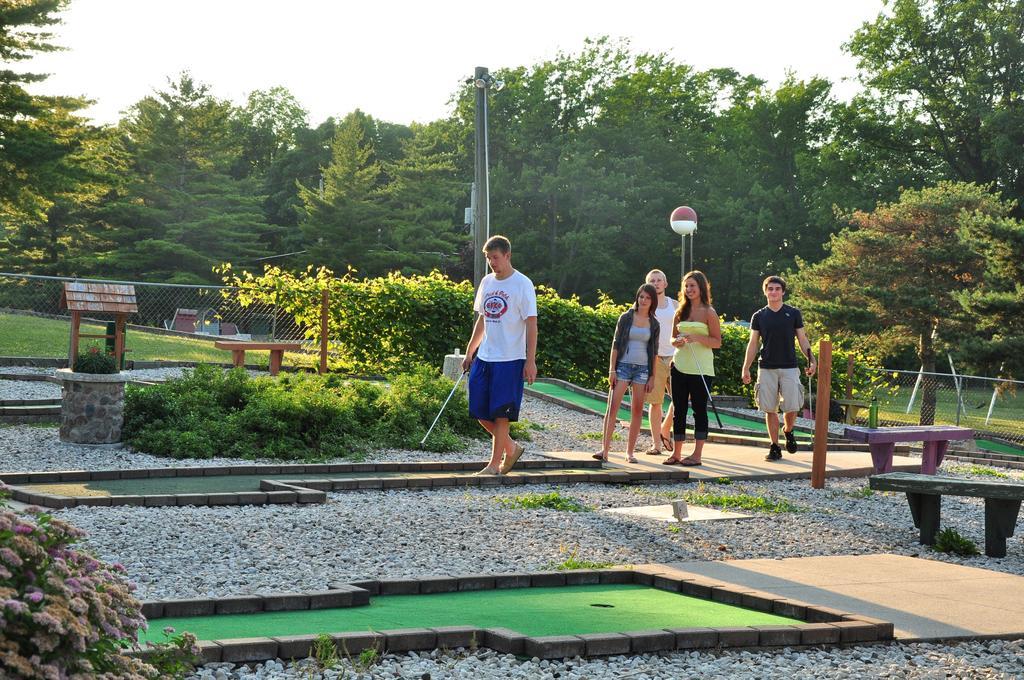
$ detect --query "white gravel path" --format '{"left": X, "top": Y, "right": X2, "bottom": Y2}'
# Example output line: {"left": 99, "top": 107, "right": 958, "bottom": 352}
{"left": 0, "top": 378, "right": 60, "bottom": 400}
{"left": 2, "top": 367, "right": 1024, "bottom": 679}
{"left": 189, "top": 639, "right": 1024, "bottom": 679}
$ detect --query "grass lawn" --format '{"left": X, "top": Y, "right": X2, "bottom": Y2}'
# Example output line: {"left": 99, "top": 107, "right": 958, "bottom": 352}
{"left": 874, "top": 383, "right": 1024, "bottom": 443}
{"left": 0, "top": 312, "right": 314, "bottom": 367}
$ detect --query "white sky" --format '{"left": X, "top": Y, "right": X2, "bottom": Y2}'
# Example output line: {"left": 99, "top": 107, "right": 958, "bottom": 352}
{"left": 24, "top": 0, "right": 887, "bottom": 127}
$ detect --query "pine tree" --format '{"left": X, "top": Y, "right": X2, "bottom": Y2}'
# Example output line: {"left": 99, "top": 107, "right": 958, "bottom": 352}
{"left": 98, "top": 74, "right": 272, "bottom": 282}
{"left": 0, "top": 0, "right": 109, "bottom": 274}
{"left": 299, "top": 111, "right": 389, "bottom": 276}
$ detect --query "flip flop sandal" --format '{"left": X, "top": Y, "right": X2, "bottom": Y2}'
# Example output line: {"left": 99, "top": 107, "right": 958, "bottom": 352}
{"left": 500, "top": 443, "right": 525, "bottom": 474}
{"left": 644, "top": 446, "right": 663, "bottom": 455}
{"left": 592, "top": 453, "right": 608, "bottom": 462}
{"left": 681, "top": 458, "right": 702, "bottom": 466}
{"left": 626, "top": 457, "right": 638, "bottom": 464}
{"left": 662, "top": 458, "right": 682, "bottom": 465}
{"left": 660, "top": 434, "right": 674, "bottom": 450}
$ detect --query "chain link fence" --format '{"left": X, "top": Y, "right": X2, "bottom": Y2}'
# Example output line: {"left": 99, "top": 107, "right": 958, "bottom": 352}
{"left": 0, "top": 273, "right": 314, "bottom": 367}
{"left": 862, "top": 367, "right": 1023, "bottom": 449}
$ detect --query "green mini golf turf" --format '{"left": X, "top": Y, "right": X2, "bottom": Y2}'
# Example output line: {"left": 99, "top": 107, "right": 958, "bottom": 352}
{"left": 18, "top": 473, "right": 367, "bottom": 497}
{"left": 976, "top": 438, "right": 1024, "bottom": 456}
{"left": 527, "top": 381, "right": 807, "bottom": 438}
{"left": 139, "top": 584, "right": 799, "bottom": 643}
{"left": 18, "top": 468, "right": 609, "bottom": 498}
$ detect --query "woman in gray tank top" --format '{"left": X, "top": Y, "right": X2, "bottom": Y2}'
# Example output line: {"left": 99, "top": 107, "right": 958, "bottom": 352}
{"left": 597, "top": 284, "right": 660, "bottom": 463}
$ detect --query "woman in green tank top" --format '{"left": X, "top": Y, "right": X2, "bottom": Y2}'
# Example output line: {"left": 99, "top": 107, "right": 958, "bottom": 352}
{"left": 664, "top": 271, "right": 721, "bottom": 466}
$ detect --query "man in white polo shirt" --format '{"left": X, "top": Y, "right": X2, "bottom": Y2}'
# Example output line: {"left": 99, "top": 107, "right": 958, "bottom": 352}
{"left": 644, "top": 269, "right": 677, "bottom": 454}
{"left": 462, "top": 235, "right": 538, "bottom": 475}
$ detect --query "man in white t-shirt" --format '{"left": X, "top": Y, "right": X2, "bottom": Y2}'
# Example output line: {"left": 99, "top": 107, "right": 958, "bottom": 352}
{"left": 644, "top": 269, "right": 677, "bottom": 453}
{"left": 462, "top": 235, "right": 538, "bottom": 475}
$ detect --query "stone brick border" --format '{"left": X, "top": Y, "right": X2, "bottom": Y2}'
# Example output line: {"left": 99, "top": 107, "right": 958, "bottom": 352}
{"left": 0, "top": 460, "right": 689, "bottom": 509}
{"left": 135, "top": 565, "right": 894, "bottom": 664}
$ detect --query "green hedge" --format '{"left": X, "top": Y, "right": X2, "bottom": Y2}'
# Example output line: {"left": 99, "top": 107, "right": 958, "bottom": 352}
{"left": 222, "top": 265, "right": 878, "bottom": 399}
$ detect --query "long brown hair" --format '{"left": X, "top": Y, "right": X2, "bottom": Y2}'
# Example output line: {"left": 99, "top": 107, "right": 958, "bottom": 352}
{"left": 673, "top": 270, "right": 712, "bottom": 329}
{"left": 632, "top": 283, "right": 659, "bottom": 320}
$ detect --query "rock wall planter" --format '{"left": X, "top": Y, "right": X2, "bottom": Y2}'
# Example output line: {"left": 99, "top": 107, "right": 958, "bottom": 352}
{"left": 55, "top": 368, "right": 129, "bottom": 444}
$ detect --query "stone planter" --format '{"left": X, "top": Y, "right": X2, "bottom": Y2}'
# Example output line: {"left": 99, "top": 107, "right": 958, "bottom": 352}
{"left": 55, "top": 368, "right": 129, "bottom": 445}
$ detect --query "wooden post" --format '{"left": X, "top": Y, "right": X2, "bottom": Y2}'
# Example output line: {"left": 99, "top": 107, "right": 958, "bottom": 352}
{"left": 114, "top": 314, "right": 126, "bottom": 370}
{"left": 811, "top": 339, "right": 833, "bottom": 489}
{"left": 69, "top": 311, "right": 81, "bottom": 370}
{"left": 845, "top": 354, "right": 855, "bottom": 399}
{"left": 319, "top": 289, "right": 329, "bottom": 375}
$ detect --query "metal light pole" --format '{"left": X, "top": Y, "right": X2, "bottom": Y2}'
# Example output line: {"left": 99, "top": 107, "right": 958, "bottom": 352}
{"left": 471, "top": 67, "right": 505, "bottom": 289}
{"left": 472, "top": 67, "right": 489, "bottom": 288}
{"left": 670, "top": 206, "right": 698, "bottom": 283}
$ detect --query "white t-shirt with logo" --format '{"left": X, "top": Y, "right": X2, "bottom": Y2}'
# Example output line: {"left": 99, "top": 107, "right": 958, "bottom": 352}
{"left": 474, "top": 270, "right": 538, "bottom": 362}
{"left": 654, "top": 296, "right": 678, "bottom": 357}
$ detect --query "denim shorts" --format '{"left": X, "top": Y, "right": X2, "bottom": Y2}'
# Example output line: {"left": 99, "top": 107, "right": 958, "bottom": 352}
{"left": 615, "top": 362, "right": 649, "bottom": 384}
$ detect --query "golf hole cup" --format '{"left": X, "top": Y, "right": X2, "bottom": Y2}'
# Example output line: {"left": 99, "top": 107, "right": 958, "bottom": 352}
{"left": 672, "top": 500, "right": 689, "bottom": 521}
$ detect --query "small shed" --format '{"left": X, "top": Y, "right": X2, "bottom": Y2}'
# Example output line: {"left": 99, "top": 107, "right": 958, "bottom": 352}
{"left": 60, "top": 282, "right": 138, "bottom": 370}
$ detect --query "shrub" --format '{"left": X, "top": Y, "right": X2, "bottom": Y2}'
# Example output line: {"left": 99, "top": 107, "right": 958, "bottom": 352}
{"left": 124, "top": 364, "right": 480, "bottom": 461}
{"left": 374, "top": 365, "right": 481, "bottom": 451}
{"left": 73, "top": 345, "right": 118, "bottom": 374}
{"left": 932, "top": 528, "right": 980, "bottom": 556}
{"left": 0, "top": 484, "right": 163, "bottom": 679}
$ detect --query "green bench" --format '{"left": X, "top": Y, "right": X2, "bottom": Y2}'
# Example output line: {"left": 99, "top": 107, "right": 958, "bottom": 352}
{"left": 869, "top": 472, "right": 1023, "bottom": 557}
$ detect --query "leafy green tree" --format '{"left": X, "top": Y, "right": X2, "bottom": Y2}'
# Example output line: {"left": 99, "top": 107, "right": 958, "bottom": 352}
{"left": 230, "top": 86, "right": 308, "bottom": 179}
{"left": 701, "top": 75, "right": 839, "bottom": 316}
{"left": 847, "top": 0, "right": 1024, "bottom": 210}
{"left": 790, "top": 182, "right": 1006, "bottom": 423}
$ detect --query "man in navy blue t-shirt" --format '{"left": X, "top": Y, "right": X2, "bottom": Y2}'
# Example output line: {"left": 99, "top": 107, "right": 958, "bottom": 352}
{"left": 741, "top": 276, "right": 817, "bottom": 461}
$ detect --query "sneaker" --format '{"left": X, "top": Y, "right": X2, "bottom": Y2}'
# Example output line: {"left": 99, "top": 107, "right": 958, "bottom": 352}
{"left": 783, "top": 429, "right": 798, "bottom": 453}
{"left": 765, "top": 443, "right": 782, "bottom": 461}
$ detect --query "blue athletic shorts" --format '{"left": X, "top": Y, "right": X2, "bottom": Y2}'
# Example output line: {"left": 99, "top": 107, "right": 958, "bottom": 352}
{"left": 468, "top": 358, "right": 526, "bottom": 422}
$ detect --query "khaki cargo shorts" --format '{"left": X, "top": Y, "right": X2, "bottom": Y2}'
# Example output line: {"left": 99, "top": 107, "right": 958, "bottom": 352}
{"left": 755, "top": 367, "right": 804, "bottom": 413}
{"left": 645, "top": 355, "right": 673, "bottom": 404}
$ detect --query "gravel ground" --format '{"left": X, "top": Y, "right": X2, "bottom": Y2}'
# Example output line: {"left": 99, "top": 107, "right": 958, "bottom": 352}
{"left": 189, "top": 639, "right": 1024, "bottom": 679}
{"left": 0, "top": 377, "right": 60, "bottom": 400}
{"left": 2, "top": 368, "right": 1024, "bottom": 678}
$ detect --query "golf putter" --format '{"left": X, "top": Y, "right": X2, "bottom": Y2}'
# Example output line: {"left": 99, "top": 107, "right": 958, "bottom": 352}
{"left": 420, "top": 370, "right": 467, "bottom": 448}
{"left": 684, "top": 341, "right": 724, "bottom": 429}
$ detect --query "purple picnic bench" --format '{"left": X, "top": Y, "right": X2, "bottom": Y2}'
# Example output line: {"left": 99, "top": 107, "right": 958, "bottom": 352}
{"left": 843, "top": 425, "right": 974, "bottom": 475}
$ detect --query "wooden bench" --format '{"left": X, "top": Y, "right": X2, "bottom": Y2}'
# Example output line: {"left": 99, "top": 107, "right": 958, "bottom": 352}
{"left": 213, "top": 341, "right": 302, "bottom": 376}
{"left": 834, "top": 398, "right": 869, "bottom": 424}
{"left": 844, "top": 425, "right": 974, "bottom": 475}
{"left": 869, "top": 472, "right": 1023, "bottom": 557}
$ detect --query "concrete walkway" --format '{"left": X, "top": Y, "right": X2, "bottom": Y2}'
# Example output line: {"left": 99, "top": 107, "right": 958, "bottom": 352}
{"left": 652, "top": 554, "right": 1024, "bottom": 641}
{"left": 543, "top": 444, "right": 922, "bottom": 482}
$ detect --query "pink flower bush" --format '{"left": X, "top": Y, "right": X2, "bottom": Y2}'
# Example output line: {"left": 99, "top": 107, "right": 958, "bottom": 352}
{"left": 0, "top": 483, "right": 164, "bottom": 679}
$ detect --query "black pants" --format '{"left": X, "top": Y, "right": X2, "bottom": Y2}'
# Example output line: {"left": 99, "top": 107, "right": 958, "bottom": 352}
{"left": 671, "top": 366, "right": 712, "bottom": 441}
